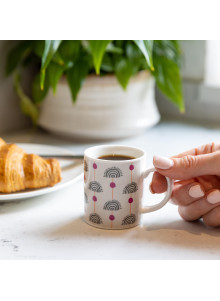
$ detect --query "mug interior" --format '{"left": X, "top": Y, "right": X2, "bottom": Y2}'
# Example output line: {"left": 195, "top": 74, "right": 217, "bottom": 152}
{"left": 84, "top": 145, "right": 145, "bottom": 161}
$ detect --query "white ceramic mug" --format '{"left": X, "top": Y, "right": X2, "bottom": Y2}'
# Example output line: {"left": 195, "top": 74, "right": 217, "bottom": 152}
{"left": 84, "top": 145, "right": 173, "bottom": 230}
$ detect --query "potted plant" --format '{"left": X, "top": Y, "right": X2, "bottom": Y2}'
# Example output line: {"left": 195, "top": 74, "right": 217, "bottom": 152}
{"left": 6, "top": 40, "right": 184, "bottom": 140}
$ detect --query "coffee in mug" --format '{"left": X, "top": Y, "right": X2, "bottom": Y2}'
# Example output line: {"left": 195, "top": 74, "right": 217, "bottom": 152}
{"left": 98, "top": 154, "right": 135, "bottom": 161}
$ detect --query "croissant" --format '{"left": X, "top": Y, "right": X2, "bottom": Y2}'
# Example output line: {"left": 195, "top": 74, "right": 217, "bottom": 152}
{"left": 0, "top": 138, "right": 61, "bottom": 193}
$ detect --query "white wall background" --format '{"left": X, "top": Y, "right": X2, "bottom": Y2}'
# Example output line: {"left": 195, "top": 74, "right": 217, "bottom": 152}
{"left": 156, "top": 40, "right": 220, "bottom": 125}
{"left": 205, "top": 40, "right": 220, "bottom": 87}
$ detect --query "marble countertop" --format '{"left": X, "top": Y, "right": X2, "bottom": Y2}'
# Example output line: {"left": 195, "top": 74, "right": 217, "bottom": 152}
{"left": 1, "top": 120, "right": 220, "bottom": 259}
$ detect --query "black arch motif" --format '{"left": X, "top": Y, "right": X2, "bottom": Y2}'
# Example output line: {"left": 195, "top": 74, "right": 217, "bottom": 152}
{"left": 88, "top": 181, "right": 103, "bottom": 192}
{"left": 104, "top": 167, "right": 123, "bottom": 178}
{"left": 89, "top": 213, "right": 103, "bottom": 224}
{"left": 121, "top": 214, "right": 136, "bottom": 225}
{"left": 123, "top": 182, "right": 138, "bottom": 194}
{"left": 103, "top": 200, "right": 122, "bottom": 211}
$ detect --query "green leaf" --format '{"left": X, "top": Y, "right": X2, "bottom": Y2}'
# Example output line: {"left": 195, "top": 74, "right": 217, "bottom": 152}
{"left": 47, "top": 61, "right": 65, "bottom": 93}
{"left": 125, "top": 42, "right": 146, "bottom": 74}
{"left": 153, "top": 55, "right": 184, "bottom": 112}
{"left": 106, "top": 43, "right": 123, "bottom": 54}
{"left": 153, "top": 40, "right": 181, "bottom": 65}
{"left": 114, "top": 40, "right": 126, "bottom": 48}
{"left": 33, "top": 40, "right": 45, "bottom": 57}
{"left": 5, "top": 41, "right": 32, "bottom": 75}
{"left": 40, "top": 40, "right": 61, "bottom": 90}
{"left": 134, "top": 40, "right": 154, "bottom": 70}
{"left": 41, "top": 40, "right": 62, "bottom": 70}
{"left": 22, "top": 52, "right": 40, "bottom": 68}
{"left": 89, "top": 40, "right": 111, "bottom": 74}
{"left": 52, "top": 52, "right": 65, "bottom": 66}
{"left": 32, "top": 73, "right": 50, "bottom": 103}
{"left": 81, "top": 40, "right": 91, "bottom": 53}
{"left": 14, "top": 73, "right": 39, "bottom": 124}
{"left": 115, "top": 58, "right": 133, "bottom": 90}
{"left": 66, "top": 55, "right": 90, "bottom": 102}
{"left": 58, "top": 40, "right": 80, "bottom": 63}
{"left": 100, "top": 54, "right": 114, "bottom": 73}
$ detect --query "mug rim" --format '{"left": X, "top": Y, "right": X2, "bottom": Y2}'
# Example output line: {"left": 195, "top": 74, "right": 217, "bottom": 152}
{"left": 84, "top": 145, "right": 145, "bottom": 162}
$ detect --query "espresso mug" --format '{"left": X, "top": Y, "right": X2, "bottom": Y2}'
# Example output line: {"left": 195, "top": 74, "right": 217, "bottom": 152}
{"left": 84, "top": 145, "right": 173, "bottom": 230}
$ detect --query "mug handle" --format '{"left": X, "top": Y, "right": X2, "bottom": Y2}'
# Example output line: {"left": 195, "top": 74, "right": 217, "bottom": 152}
{"left": 140, "top": 167, "right": 173, "bottom": 214}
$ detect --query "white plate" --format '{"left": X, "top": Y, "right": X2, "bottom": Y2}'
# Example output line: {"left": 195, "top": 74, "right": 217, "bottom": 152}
{"left": 0, "top": 143, "right": 83, "bottom": 202}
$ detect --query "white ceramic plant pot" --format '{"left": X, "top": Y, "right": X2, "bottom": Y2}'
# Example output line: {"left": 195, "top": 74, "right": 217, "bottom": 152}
{"left": 38, "top": 71, "right": 160, "bottom": 140}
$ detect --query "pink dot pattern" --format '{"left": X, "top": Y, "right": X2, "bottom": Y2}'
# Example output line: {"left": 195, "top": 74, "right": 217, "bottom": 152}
{"left": 109, "top": 215, "right": 115, "bottom": 221}
{"left": 110, "top": 182, "right": 116, "bottom": 188}
{"left": 129, "top": 164, "right": 134, "bottom": 171}
{"left": 128, "top": 197, "right": 133, "bottom": 204}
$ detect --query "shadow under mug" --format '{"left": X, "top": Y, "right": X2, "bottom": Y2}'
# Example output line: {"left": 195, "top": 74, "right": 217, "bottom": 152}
{"left": 84, "top": 145, "right": 173, "bottom": 230}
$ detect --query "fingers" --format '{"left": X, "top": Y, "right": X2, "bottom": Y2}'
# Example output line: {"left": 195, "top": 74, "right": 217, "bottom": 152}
{"left": 196, "top": 175, "right": 220, "bottom": 191}
{"left": 172, "top": 142, "right": 220, "bottom": 158}
{"left": 150, "top": 172, "right": 167, "bottom": 193}
{"left": 171, "top": 181, "right": 205, "bottom": 206}
{"left": 203, "top": 206, "right": 220, "bottom": 227}
{"left": 153, "top": 151, "right": 220, "bottom": 180}
{"left": 151, "top": 142, "right": 220, "bottom": 191}
{"left": 150, "top": 142, "right": 220, "bottom": 227}
{"left": 170, "top": 175, "right": 220, "bottom": 208}
{"left": 178, "top": 192, "right": 220, "bottom": 221}
{"left": 150, "top": 172, "right": 220, "bottom": 227}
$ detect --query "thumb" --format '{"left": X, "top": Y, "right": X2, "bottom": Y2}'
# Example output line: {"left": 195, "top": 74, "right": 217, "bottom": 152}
{"left": 153, "top": 151, "right": 220, "bottom": 180}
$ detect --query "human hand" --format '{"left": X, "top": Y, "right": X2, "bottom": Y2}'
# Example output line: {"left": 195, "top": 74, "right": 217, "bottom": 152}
{"left": 151, "top": 142, "right": 220, "bottom": 227}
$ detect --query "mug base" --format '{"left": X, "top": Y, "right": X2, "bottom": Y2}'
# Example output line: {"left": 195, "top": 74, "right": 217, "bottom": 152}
{"left": 83, "top": 218, "right": 140, "bottom": 230}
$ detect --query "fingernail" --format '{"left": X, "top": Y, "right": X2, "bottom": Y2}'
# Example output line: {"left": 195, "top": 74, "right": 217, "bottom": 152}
{"left": 153, "top": 155, "right": 174, "bottom": 170}
{"left": 207, "top": 189, "right": 220, "bottom": 204}
{"left": 149, "top": 183, "right": 155, "bottom": 194}
{"left": 188, "top": 184, "right": 205, "bottom": 198}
